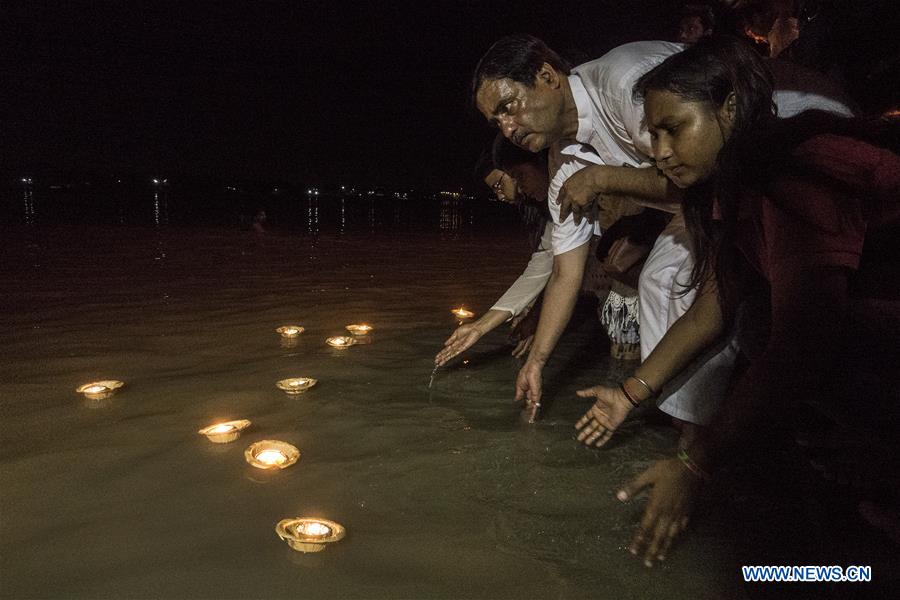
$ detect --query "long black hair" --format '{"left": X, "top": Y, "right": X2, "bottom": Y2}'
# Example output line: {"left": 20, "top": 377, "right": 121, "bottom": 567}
{"left": 634, "top": 35, "right": 776, "bottom": 316}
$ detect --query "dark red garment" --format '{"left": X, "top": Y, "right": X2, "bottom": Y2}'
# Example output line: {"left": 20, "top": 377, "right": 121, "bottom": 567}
{"left": 734, "top": 133, "right": 900, "bottom": 284}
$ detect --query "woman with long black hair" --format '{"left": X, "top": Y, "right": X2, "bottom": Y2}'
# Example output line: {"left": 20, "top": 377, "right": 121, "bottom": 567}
{"left": 574, "top": 35, "right": 900, "bottom": 565}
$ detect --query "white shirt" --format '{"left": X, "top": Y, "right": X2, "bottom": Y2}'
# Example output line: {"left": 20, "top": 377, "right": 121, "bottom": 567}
{"left": 490, "top": 222, "right": 553, "bottom": 318}
{"left": 566, "top": 41, "right": 684, "bottom": 167}
{"left": 547, "top": 148, "right": 602, "bottom": 255}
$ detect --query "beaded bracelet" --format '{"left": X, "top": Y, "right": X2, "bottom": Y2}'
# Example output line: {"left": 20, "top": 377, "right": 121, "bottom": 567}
{"left": 619, "top": 382, "right": 640, "bottom": 407}
{"left": 677, "top": 448, "right": 710, "bottom": 480}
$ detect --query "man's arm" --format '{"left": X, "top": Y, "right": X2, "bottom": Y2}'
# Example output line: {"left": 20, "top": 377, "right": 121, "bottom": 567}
{"left": 515, "top": 241, "right": 589, "bottom": 419}
{"left": 558, "top": 165, "right": 682, "bottom": 223}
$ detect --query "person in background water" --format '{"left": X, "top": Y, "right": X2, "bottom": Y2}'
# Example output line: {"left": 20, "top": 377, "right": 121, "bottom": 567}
{"left": 435, "top": 135, "right": 553, "bottom": 366}
{"left": 577, "top": 35, "right": 899, "bottom": 566}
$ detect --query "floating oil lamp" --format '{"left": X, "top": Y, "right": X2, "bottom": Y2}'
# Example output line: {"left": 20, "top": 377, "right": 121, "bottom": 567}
{"left": 276, "top": 325, "right": 305, "bottom": 338}
{"left": 276, "top": 517, "right": 346, "bottom": 553}
{"left": 325, "top": 336, "right": 355, "bottom": 349}
{"left": 345, "top": 323, "right": 373, "bottom": 336}
{"left": 198, "top": 419, "right": 251, "bottom": 444}
{"left": 75, "top": 380, "right": 124, "bottom": 401}
{"left": 245, "top": 440, "right": 300, "bottom": 470}
{"left": 276, "top": 377, "right": 318, "bottom": 395}
{"left": 451, "top": 308, "right": 475, "bottom": 321}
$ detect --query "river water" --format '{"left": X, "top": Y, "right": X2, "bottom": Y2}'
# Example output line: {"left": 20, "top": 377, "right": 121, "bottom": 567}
{"left": 1, "top": 217, "right": 760, "bottom": 598}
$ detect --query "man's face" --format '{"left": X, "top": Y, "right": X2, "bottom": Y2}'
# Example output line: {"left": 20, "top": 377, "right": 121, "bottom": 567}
{"left": 475, "top": 66, "right": 566, "bottom": 152}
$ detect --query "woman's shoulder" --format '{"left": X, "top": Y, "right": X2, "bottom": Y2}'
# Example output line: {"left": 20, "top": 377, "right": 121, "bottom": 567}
{"left": 742, "top": 112, "right": 900, "bottom": 196}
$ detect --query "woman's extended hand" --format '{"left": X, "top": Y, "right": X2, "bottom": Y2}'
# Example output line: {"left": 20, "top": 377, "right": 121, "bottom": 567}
{"left": 434, "top": 323, "right": 484, "bottom": 366}
{"left": 617, "top": 458, "right": 702, "bottom": 566}
{"left": 574, "top": 385, "right": 634, "bottom": 448}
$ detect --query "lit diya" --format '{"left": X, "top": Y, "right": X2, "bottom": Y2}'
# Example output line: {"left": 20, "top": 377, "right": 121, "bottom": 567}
{"left": 245, "top": 440, "right": 300, "bottom": 470}
{"left": 345, "top": 323, "right": 373, "bottom": 336}
{"left": 75, "top": 380, "right": 124, "bottom": 400}
{"left": 325, "top": 335, "right": 356, "bottom": 348}
{"left": 198, "top": 419, "right": 251, "bottom": 444}
{"left": 451, "top": 308, "right": 475, "bottom": 320}
{"left": 276, "top": 517, "right": 346, "bottom": 553}
{"left": 276, "top": 377, "right": 318, "bottom": 395}
{"left": 276, "top": 325, "right": 305, "bottom": 338}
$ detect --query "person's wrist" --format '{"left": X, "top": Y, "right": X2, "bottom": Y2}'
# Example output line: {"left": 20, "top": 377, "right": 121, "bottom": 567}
{"left": 589, "top": 165, "right": 609, "bottom": 194}
{"left": 676, "top": 447, "right": 710, "bottom": 481}
{"left": 525, "top": 353, "right": 547, "bottom": 368}
{"left": 614, "top": 385, "right": 637, "bottom": 411}
{"left": 622, "top": 375, "right": 656, "bottom": 404}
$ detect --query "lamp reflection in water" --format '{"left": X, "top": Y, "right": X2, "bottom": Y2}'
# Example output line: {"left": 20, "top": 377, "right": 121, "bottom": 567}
{"left": 198, "top": 419, "right": 251, "bottom": 444}
{"left": 276, "top": 378, "right": 318, "bottom": 395}
{"left": 245, "top": 440, "right": 300, "bottom": 470}
{"left": 276, "top": 517, "right": 346, "bottom": 553}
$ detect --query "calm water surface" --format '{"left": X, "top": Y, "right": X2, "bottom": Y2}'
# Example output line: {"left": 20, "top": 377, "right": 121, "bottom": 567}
{"left": 1, "top": 224, "right": 745, "bottom": 599}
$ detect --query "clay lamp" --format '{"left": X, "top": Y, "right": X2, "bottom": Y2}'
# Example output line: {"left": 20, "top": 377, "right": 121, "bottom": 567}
{"left": 198, "top": 420, "right": 251, "bottom": 444}
{"left": 244, "top": 440, "right": 300, "bottom": 470}
{"left": 275, "top": 518, "right": 346, "bottom": 553}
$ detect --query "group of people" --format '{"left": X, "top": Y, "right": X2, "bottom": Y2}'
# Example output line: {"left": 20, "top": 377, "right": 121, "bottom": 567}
{"left": 434, "top": 24, "right": 899, "bottom": 567}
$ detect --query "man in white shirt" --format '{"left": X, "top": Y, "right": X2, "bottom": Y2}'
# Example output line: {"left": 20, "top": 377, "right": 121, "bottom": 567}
{"left": 472, "top": 34, "right": 854, "bottom": 426}
{"left": 474, "top": 36, "right": 682, "bottom": 422}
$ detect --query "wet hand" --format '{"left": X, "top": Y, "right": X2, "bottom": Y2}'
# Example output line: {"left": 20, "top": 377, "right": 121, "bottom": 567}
{"left": 514, "top": 360, "right": 543, "bottom": 423}
{"left": 435, "top": 323, "right": 483, "bottom": 366}
{"left": 617, "top": 458, "right": 701, "bottom": 567}
{"left": 574, "top": 385, "right": 634, "bottom": 448}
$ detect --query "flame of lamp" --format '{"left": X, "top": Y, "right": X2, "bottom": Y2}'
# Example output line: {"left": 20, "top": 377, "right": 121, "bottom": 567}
{"left": 276, "top": 377, "right": 318, "bottom": 395}
{"left": 76, "top": 380, "right": 124, "bottom": 400}
{"left": 345, "top": 324, "right": 373, "bottom": 336}
{"left": 325, "top": 336, "right": 355, "bottom": 348}
{"left": 245, "top": 440, "right": 301, "bottom": 470}
{"left": 198, "top": 419, "right": 251, "bottom": 444}
{"left": 276, "top": 517, "right": 346, "bottom": 553}
{"left": 276, "top": 326, "right": 305, "bottom": 338}
{"left": 451, "top": 308, "right": 474, "bottom": 320}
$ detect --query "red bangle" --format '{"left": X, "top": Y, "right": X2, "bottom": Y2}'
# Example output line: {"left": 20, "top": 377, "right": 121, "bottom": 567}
{"left": 619, "top": 382, "right": 640, "bottom": 407}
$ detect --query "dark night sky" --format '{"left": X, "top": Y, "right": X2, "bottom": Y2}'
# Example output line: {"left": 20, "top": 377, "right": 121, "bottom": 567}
{"left": 3, "top": 1, "right": 677, "bottom": 190}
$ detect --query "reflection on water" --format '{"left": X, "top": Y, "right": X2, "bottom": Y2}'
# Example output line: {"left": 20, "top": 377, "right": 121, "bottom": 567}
{"left": 152, "top": 189, "right": 169, "bottom": 227}
{"left": 0, "top": 225, "right": 750, "bottom": 598}
{"left": 22, "top": 181, "right": 35, "bottom": 225}
{"left": 1, "top": 179, "right": 517, "bottom": 235}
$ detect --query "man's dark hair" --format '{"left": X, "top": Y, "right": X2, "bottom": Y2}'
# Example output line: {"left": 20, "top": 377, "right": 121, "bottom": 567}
{"left": 471, "top": 34, "right": 571, "bottom": 104}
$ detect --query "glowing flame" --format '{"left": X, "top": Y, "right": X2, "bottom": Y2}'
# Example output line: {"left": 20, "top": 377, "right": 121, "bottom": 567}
{"left": 743, "top": 25, "right": 768, "bottom": 45}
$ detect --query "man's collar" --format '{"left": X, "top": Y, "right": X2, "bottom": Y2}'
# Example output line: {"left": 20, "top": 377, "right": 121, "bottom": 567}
{"left": 556, "top": 141, "right": 603, "bottom": 165}
{"left": 567, "top": 72, "right": 593, "bottom": 145}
